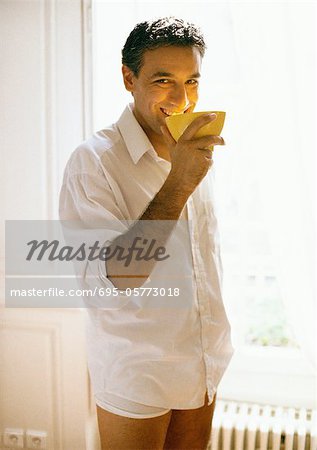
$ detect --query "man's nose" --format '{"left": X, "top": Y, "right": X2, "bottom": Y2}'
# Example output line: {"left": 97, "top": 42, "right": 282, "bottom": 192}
{"left": 169, "top": 85, "right": 190, "bottom": 111}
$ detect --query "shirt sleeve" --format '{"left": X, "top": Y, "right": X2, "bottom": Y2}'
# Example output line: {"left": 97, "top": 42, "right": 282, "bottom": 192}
{"left": 59, "top": 148, "right": 133, "bottom": 309}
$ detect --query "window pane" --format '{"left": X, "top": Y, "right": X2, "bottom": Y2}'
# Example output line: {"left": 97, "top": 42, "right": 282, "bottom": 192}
{"left": 218, "top": 174, "right": 298, "bottom": 349}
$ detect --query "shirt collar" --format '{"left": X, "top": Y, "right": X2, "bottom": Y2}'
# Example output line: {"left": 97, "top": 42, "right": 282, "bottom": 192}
{"left": 117, "top": 103, "right": 157, "bottom": 164}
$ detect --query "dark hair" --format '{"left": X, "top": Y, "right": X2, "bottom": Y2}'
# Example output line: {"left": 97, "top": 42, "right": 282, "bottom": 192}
{"left": 122, "top": 17, "right": 206, "bottom": 76}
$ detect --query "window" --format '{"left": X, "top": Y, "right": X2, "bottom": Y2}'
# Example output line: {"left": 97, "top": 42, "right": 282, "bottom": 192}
{"left": 91, "top": 1, "right": 316, "bottom": 408}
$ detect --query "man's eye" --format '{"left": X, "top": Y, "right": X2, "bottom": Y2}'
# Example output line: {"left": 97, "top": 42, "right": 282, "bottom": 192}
{"left": 186, "top": 79, "right": 199, "bottom": 85}
{"left": 155, "top": 79, "right": 169, "bottom": 84}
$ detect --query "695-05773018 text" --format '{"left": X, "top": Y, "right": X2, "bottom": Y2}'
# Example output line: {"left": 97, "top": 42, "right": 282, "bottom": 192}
{"left": 101, "top": 287, "right": 180, "bottom": 297}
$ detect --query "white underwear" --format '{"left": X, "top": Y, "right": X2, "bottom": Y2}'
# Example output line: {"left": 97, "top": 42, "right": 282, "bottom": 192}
{"left": 95, "top": 391, "right": 171, "bottom": 419}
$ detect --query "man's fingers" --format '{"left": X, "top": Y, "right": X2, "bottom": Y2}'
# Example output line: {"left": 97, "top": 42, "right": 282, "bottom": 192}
{"left": 160, "top": 124, "right": 176, "bottom": 147}
{"left": 180, "top": 113, "right": 217, "bottom": 141}
{"left": 192, "top": 134, "right": 225, "bottom": 148}
{"left": 196, "top": 148, "right": 214, "bottom": 159}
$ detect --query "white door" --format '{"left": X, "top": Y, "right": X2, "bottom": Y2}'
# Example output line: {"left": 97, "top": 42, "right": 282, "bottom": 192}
{"left": 0, "top": 1, "right": 98, "bottom": 448}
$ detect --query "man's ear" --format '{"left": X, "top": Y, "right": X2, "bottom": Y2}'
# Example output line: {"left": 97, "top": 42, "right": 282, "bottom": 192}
{"left": 122, "top": 65, "right": 136, "bottom": 92}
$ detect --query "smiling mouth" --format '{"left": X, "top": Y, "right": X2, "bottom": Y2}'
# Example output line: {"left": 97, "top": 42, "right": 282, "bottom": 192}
{"left": 160, "top": 107, "right": 191, "bottom": 117}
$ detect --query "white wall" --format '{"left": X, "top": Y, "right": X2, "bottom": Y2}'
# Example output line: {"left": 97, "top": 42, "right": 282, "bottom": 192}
{"left": 0, "top": 1, "right": 97, "bottom": 448}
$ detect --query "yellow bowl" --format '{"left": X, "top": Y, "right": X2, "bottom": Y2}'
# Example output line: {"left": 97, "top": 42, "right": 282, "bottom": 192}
{"left": 165, "top": 111, "right": 226, "bottom": 142}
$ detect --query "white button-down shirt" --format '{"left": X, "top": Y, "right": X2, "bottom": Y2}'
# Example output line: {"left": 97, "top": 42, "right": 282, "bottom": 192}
{"left": 59, "top": 103, "right": 234, "bottom": 409}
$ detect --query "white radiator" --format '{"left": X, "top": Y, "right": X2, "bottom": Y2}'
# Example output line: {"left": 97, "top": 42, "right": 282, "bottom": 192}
{"left": 209, "top": 400, "right": 317, "bottom": 450}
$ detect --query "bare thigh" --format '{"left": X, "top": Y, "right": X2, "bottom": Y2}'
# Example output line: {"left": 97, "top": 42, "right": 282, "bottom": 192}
{"left": 163, "top": 392, "right": 217, "bottom": 450}
{"left": 96, "top": 405, "right": 172, "bottom": 450}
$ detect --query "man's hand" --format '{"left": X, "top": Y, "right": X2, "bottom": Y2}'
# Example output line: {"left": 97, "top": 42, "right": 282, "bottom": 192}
{"left": 160, "top": 113, "right": 225, "bottom": 195}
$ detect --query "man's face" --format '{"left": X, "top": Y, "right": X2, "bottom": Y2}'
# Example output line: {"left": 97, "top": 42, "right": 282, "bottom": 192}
{"left": 122, "top": 45, "right": 202, "bottom": 140}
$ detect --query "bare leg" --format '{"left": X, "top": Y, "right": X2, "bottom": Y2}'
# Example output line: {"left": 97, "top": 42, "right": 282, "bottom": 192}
{"left": 163, "top": 392, "right": 216, "bottom": 450}
{"left": 96, "top": 405, "right": 172, "bottom": 450}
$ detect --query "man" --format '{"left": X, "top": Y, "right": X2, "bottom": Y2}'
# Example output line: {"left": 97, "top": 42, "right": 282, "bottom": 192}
{"left": 59, "top": 17, "right": 233, "bottom": 450}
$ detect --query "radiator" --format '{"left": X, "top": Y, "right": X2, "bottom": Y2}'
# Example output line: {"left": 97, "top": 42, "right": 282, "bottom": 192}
{"left": 208, "top": 400, "right": 317, "bottom": 450}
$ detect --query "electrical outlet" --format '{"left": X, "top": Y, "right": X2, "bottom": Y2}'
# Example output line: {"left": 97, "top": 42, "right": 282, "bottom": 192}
{"left": 3, "top": 428, "right": 24, "bottom": 448}
{"left": 25, "top": 430, "right": 47, "bottom": 449}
